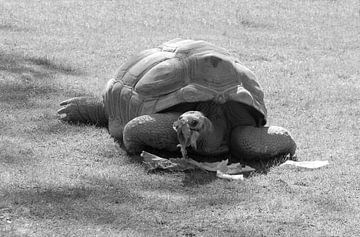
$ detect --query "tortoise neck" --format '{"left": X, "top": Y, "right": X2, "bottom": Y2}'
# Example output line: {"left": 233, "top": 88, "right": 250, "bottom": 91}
{"left": 196, "top": 105, "right": 229, "bottom": 154}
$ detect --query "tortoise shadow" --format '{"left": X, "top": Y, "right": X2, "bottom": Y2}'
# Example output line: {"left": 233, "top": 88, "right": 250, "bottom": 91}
{"left": 112, "top": 142, "right": 219, "bottom": 187}
{"left": 241, "top": 154, "right": 295, "bottom": 177}
{"left": 182, "top": 170, "right": 218, "bottom": 186}
{"left": 114, "top": 139, "right": 294, "bottom": 183}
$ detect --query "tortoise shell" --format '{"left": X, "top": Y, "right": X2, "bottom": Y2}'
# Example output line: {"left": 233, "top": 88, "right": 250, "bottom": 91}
{"left": 103, "top": 38, "right": 267, "bottom": 137}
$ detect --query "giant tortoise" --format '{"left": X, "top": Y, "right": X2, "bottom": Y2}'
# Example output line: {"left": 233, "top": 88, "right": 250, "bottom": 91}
{"left": 58, "top": 39, "right": 296, "bottom": 161}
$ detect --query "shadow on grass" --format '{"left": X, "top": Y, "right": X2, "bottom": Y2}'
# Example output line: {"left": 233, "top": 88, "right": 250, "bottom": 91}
{"left": 242, "top": 154, "right": 294, "bottom": 176}
{"left": 0, "top": 51, "right": 82, "bottom": 77}
{"left": 2, "top": 184, "right": 144, "bottom": 226}
{"left": 123, "top": 147, "right": 293, "bottom": 187}
{"left": 182, "top": 170, "right": 217, "bottom": 186}
{"left": 0, "top": 80, "right": 57, "bottom": 107}
{"left": 0, "top": 23, "right": 33, "bottom": 33}
{"left": 0, "top": 50, "right": 88, "bottom": 109}
{"left": 119, "top": 146, "right": 220, "bottom": 187}
{"left": 1, "top": 178, "right": 245, "bottom": 235}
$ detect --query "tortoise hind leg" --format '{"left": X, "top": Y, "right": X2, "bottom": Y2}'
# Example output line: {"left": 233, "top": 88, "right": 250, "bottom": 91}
{"left": 230, "top": 126, "right": 296, "bottom": 161}
{"left": 122, "top": 113, "right": 181, "bottom": 155}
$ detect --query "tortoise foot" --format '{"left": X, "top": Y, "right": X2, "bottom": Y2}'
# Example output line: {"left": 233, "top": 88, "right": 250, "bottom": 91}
{"left": 58, "top": 96, "right": 107, "bottom": 126}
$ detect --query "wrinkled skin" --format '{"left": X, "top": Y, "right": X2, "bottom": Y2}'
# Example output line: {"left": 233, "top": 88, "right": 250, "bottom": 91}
{"left": 173, "top": 110, "right": 229, "bottom": 157}
{"left": 171, "top": 108, "right": 296, "bottom": 161}
{"left": 58, "top": 98, "right": 296, "bottom": 161}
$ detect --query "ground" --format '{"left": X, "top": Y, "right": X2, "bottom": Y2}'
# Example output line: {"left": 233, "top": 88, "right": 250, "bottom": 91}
{"left": 0, "top": 0, "right": 359, "bottom": 236}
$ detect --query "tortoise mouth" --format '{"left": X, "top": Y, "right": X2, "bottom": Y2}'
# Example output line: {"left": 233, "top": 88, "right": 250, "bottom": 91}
{"left": 172, "top": 111, "right": 206, "bottom": 154}
{"left": 173, "top": 119, "right": 200, "bottom": 149}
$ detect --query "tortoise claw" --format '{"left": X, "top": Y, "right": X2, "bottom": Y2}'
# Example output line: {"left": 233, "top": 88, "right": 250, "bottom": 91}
{"left": 57, "top": 98, "right": 83, "bottom": 121}
{"left": 57, "top": 106, "right": 69, "bottom": 115}
{"left": 57, "top": 96, "right": 107, "bottom": 125}
{"left": 57, "top": 105, "right": 74, "bottom": 121}
{"left": 59, "top": 97, "right": 78, "bottom": 106}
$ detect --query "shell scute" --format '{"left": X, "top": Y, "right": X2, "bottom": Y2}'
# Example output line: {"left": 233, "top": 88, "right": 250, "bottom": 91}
{"left": 105, "top": 39, "right": 267, "bottom": 131}
{"left": 134, "top": 57, "right": 185, "bottom": 97}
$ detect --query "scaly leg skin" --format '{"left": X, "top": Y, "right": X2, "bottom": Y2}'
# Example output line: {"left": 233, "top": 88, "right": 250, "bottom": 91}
{"left": 123, "top": 113, "right": 181, "bottom": 155}
{"left": 57, "top": 96, "right": 108, "bottom": 126}
{"left": 230, "top": 126, "right": 296, "bottom": 161}
{"left": 108, "top": 118, "right": 124, "bottom": 143}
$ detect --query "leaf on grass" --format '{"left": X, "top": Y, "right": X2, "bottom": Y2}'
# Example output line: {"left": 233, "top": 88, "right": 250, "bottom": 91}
{"left": 141, "top": 151, "right": 196, "bottom": 171}
{"left": 216, "top": 171, "right": 244, "bottom": 180}
{"left": 140, "top": 151, "right": 255, "bottom": 180}
{"left": 280, "top": 160, "right": 329, "bottom": 169}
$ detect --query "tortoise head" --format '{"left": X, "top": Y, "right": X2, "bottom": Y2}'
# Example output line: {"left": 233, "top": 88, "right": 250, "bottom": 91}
{"left": 172, "top": 111, "right": 212, "bottom": 152}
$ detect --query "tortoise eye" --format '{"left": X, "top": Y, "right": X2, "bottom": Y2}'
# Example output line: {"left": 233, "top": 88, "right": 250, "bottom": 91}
{"left": 189, "top": 120, "right": 198, "bottom": 127}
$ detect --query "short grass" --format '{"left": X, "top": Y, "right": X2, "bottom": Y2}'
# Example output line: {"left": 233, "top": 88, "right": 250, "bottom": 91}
{"left": 1, "top": 0, "right": 359, "bottom": 236}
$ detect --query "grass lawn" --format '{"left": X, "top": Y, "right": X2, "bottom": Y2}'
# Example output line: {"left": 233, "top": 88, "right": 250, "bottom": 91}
{"left": 1, "top": 0, "right": 359, "bottom": 236}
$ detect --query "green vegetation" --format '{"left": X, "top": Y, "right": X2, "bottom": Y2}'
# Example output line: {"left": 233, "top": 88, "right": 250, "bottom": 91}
{"left": 1, "top": 0, "right": 359, "bottom": 236}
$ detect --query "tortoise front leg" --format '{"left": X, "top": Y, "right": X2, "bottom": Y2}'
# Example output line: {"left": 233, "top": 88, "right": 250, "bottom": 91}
{"left": 58, "top": 97, "right": 108, "bottom": 126}
{"left": 123, "top": 113, "right": 181, "bottom": 155}
{"left": 230, "top": 126, "right": 296, "bottom": 161}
